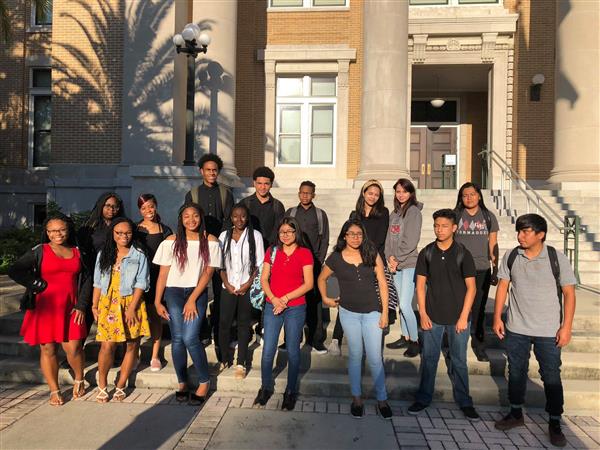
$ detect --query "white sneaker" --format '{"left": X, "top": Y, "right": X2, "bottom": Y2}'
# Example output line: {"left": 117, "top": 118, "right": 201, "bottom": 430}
{"left": 328, "top": 339, "right": 341, "bottom": 356}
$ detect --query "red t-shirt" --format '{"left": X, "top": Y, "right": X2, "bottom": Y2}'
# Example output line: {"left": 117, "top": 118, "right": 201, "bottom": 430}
{"left": 264, "top": 246, "right": 313, "bottom": 307}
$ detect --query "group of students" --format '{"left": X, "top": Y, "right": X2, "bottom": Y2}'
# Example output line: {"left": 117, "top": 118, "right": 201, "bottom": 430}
{"left": 8, "top": 153, "right": 577, "bottom": 447}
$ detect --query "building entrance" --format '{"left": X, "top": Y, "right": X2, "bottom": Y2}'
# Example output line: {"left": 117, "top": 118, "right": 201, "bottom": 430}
{"left": 410, "top": 127, "right": 457, "bottom": 189}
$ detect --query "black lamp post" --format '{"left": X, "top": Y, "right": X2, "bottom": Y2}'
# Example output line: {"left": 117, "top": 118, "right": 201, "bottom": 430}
{"left": 173, "top": 24, "right": 211, "bottom": 166}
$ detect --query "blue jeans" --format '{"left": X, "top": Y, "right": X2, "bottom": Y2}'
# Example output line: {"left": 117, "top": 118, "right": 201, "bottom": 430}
{"left": 339, "top": 307, "right": 387, "bottom": 401}
{"left": 416, "top": 321, "right": 473, "bottom": 408}
{"left": 164, "top": 287, "right": 209, "bottom": 385}
{"left": 261, "top": 302, "right": 306, "bottom": 393}
{"left": 505, "top": 329, "right": 563, "bottom": 416}
{"left": 393, "top": 268, "right": 418, "bottom": 341}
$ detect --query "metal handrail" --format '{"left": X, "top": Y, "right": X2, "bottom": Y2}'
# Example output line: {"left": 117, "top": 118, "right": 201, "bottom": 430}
{"left": 479, "top": 149, "right": 564, "bottom": 231}
{"left": 479, "top": 149, "right": 588, "bottom": 288}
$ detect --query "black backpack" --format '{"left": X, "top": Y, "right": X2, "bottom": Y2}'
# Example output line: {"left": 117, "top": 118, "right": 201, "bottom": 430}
{"left": 424, "top": 241, "right": 466, "bottom": 270}
{"left": 506, "top": 245, "right": 562, "bottom": 317}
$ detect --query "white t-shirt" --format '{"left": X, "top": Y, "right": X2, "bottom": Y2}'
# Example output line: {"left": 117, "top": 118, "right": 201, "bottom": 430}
{"left": 153, "top": 239, "right": 222, "bottom": 288}
{"left": 218, "top": 229, "right": 265, "bottom": 290}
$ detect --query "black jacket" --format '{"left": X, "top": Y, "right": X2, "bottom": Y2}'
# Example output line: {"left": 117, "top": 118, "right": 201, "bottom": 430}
{"left": 8, "top": 244, "right": 93, "bottom": 312}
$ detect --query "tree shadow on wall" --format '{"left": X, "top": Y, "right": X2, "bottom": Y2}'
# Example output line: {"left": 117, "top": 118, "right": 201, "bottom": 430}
{"left": 52, "top": 0, "right": 234, "bottom": 171}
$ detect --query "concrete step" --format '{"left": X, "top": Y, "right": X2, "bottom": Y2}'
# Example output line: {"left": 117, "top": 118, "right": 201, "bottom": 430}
{"left": 2, "top": 332, "right": 599, "bottom": 381}
{"left": 0, "top": 355, "right": 598, "bottom": 414}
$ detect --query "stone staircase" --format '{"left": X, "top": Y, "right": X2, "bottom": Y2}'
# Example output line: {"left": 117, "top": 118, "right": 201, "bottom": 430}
{"left": 1, "top": 187, "right": 599, "bottom": 413}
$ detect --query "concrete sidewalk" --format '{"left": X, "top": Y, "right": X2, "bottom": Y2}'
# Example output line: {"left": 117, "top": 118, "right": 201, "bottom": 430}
{"left": 1, "top": 384, "right": 599, "bottom": 449}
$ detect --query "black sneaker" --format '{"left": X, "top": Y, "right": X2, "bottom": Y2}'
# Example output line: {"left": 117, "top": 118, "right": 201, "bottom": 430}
{"left": 253, "top": 388, "right": 273, "bottom": 406}
{"left": 386, "top": 337, "right": 408, "bottom": 349}
{"left": 549, "top": 420, "right": 567, "bottom": 447}
{"left": 461, "top": 406, "right": 481, "bottom": 422}
{"left": 281, "top": 390, "right": 297, "bottom": 411}
{"left": 403, "top": 341, "right": 420, "bottom": 358}
{"left": 407, "top": 402, "right": 428, "bottom": 415}
{"left": 350, "top": 402, "right": 364, "bottom": 418}
{"left": 376, "top": 402, "right": 393, "bottom": 420}
{"left": 278, "top": 343, "right": 287, "bottom": 352}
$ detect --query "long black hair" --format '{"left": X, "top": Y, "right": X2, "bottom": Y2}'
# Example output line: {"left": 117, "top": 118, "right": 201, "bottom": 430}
{"left": 41, "top": 213, "right": 77, "bottom": 247}
{"left": 173, "top": 203, "right": 209, "bottom": 271}
{"left": 393, "top": 178, "right": 418, "bottom": 217}
{"left": 84, "top": 192, "right": 126, "bottom": 229}
{"left": 275, "top": 216, "right": 308, "bottom": 249}
{"left": 355, "top": 179, "right": 386, "bottom": 218}
{"left": 333, "top": 219, "right": 378, "bottom": 267}
{"left": 98, "top": 217, "right": 137, "bottom": 274}
{"left": 222, "top": 203, "right": 257, "bottom": 276}
{"left": 454, "top": 182, "right": 489, "bottom": 213}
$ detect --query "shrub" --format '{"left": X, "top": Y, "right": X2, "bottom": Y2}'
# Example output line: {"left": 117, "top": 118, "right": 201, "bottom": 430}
{"left": 0, "top": 227, "right": 39, "bottom": 274}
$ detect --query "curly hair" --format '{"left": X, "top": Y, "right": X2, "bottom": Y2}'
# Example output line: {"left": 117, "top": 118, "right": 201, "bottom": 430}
{"left": 197, "top": 153, "right": 224, "bottom": 171}
{"left": 41, "top": 213, "right": 77, "bottom": 247}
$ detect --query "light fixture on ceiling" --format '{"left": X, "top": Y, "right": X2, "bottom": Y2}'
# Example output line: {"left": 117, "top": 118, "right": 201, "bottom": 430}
{"left": 430, "top": 74, "right": 445, "bottom": 108}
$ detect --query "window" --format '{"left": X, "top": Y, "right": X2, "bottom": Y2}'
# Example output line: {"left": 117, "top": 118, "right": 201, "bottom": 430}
{"left": 410, "top": 0, "right": 498, "bottom": 5}
{"left": 276, "top": 76, "right": 336, "bottom": 166}
{"left": 30, "top": 68, "right": 51, "bottom": 167}
{"left": 33, "top": 204, "right": 47, "bottom": 228}
{"left": 270, "top": 0, "right": 347, "bottom": 8}
{"left": 33, "top": 1, "right": 52, "bottom": 26}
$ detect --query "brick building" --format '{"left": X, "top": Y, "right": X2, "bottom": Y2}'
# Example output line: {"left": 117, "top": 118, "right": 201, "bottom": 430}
{"left": 1, "top": 0, "right": 598, "bottom": 227}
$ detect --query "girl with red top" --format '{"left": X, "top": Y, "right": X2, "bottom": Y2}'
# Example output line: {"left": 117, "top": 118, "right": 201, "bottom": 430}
{"left": 9, "top": 214, "right": 90, "bottom": 406}
{"left": 254, "top": 217, "right": 314, "bottom": 411}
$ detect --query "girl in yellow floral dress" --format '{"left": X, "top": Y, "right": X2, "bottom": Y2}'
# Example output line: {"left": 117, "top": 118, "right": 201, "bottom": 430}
{"left": 92, "top": 217, "right": 150, "bottom": 402}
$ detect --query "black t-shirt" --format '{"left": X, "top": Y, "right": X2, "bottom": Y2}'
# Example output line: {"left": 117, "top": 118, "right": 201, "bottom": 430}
{"left": 415, "top": 241, "right": 476, "bottom": 325}
{"left": 350, "top": 208, "right": 389, "bottom": 261}
{"left": 325, "top": 252, "right": 380, "bottom": 314}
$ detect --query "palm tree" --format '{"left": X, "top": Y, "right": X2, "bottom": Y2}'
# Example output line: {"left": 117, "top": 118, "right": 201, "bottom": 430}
{"left": 1, "top": 0, "right": 52, "bottom": 42}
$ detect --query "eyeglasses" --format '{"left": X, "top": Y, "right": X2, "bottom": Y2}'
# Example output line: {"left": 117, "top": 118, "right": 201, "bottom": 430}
{"left": 346, "top": 232, "right": 363, "bottom": 238}
{"left": 278, "top": 230, "right": 296, "bottom": 236}
{"left": 114, "top": 231, "right": 133, "bottom": 237}
{"left": 47, "top": 229, "right": 67, "bottom": 234}
{"left": 104, "top": 204, "right": 120, "bottom": 210}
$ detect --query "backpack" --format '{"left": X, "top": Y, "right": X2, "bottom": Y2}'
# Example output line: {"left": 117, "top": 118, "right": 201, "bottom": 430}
{"left": 423, "top": 241, "right": 465, "bottom": 270}
{"left": 506, "top": 245, "right": 562, "bottom": 316}
{"left": 248, "top": 245, "right": 277, "bottom": 310}
{"left": 288, "top": 206, "right": 325, "bottom": 237}
{"left": 191, "top": 183, "right": 229, "bottom": 211}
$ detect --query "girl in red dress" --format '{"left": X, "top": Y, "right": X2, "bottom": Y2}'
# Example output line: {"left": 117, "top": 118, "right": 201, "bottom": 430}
{"left": 9, "top": 214, "right": 91, "bottom": 406}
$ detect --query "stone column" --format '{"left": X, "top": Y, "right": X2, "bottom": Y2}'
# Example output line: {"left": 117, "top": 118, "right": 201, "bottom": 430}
{"left": 193, "top": 0, "right": 241, "bottom": 185}
{"left": 549, "top": 0, "right": 600, "bottom": 184}
{"left": 357, "top": 0, "right": 410, "bottom": 182}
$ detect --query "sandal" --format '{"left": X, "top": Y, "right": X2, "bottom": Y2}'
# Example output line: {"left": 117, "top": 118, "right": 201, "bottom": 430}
{"left": 113, "top": 386, "right": 127, "bottom": 402}
{"left": 72, "top": 380, "right": 85, "bottom": 400}
{"left": 49, "top": 390, "right": 64, "bottom": 406}
{"left": 96, "top": 387, "right": 109, "bottom": 403}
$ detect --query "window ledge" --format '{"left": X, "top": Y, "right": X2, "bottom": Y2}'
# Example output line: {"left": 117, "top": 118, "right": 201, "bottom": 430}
{"left": 267, "top": 6, "right": 349, "bottom": 13}
{"left": 26, "top": 25, "right": 52, "bottom": 33}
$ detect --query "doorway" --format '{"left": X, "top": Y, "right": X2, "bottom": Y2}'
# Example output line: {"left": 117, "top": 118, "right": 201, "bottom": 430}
{"left": 410, "top": 126, "right": 457, "bottom": 189}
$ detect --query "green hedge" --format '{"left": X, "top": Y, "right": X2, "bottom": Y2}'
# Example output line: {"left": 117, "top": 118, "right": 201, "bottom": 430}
{"left": 0, "top": 202, "right": 91, "bottom": 275}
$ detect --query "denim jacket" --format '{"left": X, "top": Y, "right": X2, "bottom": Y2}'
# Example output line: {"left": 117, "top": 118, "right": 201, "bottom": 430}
{"left": 93, "top": 246, "right": 149, "bottom": 296}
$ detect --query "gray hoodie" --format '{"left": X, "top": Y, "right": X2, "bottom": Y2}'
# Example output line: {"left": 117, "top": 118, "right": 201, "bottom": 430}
{"left": 384, "top": 202, "right": 423, "bottom": 270}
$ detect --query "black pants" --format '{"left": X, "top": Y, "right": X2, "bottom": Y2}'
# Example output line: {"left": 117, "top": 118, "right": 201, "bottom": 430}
{"left": 219, "top": 290, "right": 253, "bottom": 366}
{"left": 305, "top": 288, "right": 326, "bottom": 347}
{"left": 200, "top": 271, "right": 222, "bottom": 343}
{"left": 470, "top": 269, "right": 491, "bottom": 348}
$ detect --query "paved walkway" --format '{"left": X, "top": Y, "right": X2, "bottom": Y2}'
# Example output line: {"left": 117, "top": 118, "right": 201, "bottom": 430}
{"left": 1, "top": 384, "right": 599, "bottom": 449}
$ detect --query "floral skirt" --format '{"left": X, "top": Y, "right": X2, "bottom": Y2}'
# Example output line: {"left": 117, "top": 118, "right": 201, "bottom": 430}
{"left": 96, "top": 271, "right": 150, "bottom": 342}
